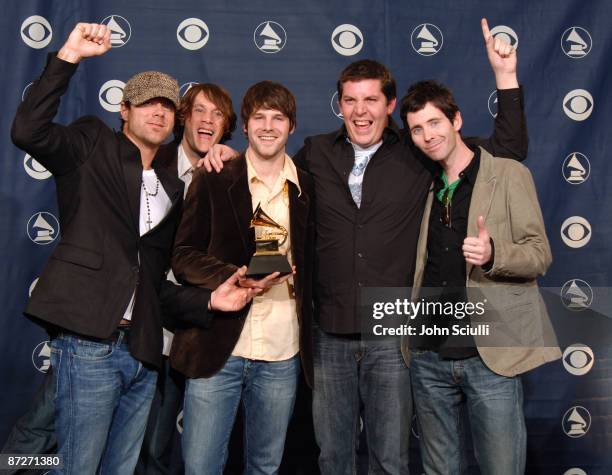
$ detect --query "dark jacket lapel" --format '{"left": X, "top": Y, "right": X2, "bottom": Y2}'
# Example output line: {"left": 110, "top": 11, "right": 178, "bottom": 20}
{"left": 118, "top": 133, "right": 143, "bottom": 234}
{"left": 154, "top": 157, "right": 183, "bottom": 207}
{"left": 289, "top": 177, "right": 309, "bottom": 303}
{"left": 227, "top": 155, "right": 256, "bottom": 258}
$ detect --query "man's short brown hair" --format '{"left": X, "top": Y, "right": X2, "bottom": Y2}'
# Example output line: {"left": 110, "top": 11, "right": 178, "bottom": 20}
{"left": 400, "top": 80, "right": 459, "bottom": 129}
{"left": 178, "top": 83, "right": 237, "bottom": 141}
{"left": 337, "top": 59, "right": 397, "bottom": 102}
{"left": 240, "top": 81, "right": 297, "bottom": 131}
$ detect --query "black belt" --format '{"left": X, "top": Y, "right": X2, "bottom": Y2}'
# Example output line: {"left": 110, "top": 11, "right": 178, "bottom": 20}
{"left": 85, "top": 325, "right": 131, "bottom": 344}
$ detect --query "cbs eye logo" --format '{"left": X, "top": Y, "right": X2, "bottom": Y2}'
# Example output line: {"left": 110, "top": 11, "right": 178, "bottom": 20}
{"left": 563, "top": 89, "right": 593, "bottom": 121}
{"left": 24, "top": 154, "right": 51, "bottom": 180}
{"left": 561, "top": 216, "right": 591, "bottom": 248}
{"left": 411, "top": 415, "right": 420, "bottom": 439}
{"left": 177, "top": 18, "right": 209, "bottom": 50}
{"left": 563, "top": 344, "right": 594, "bottom": 376}
{"left": 331, "top": 24, "right": 364, "bottom": 56}
{"left": 176, "top": 409, "right": 184, "bottom": 434}
{"left": 99, "top": 80, "right": 126, "bottom": 113}
{"left": 487, "top": 90, "right": 498, "bottom": 118}
{"left": 29, "top": 277, "right": 39, "bottom": 297}
{"left": 489, "top": 25, "right": 519, "bottom": 50}
{"left": 22, "top": 82, "right": 34, "bottom": 101}
{"left": 21, "top": 15, "right": 52, "bottom": 49}
{"left": 330, "top": 91, "right": 343, "bottom": 119}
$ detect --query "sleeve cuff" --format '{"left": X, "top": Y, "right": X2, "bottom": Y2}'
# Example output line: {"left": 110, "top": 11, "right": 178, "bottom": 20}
{"left": 496, "top": 86, "right": 523, "bottom": 110}
{"left": 481, "top": 238, "right": 495, "bottom": 273}
{"left": 45, "top": 52, "right": 79, "bottom": 76}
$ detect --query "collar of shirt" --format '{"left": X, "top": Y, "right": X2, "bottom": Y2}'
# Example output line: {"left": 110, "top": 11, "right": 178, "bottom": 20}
{"left": 434, "top": 146, "right": 481, "bottom": 195}
{"left": 349, "top": 139, "right": 383, "bottom": 154}
{"left": 177, "top": 144, "right": 196, "bottom": 183}
{"left": 245, "top": 150, "right": 301, "bottom": 197}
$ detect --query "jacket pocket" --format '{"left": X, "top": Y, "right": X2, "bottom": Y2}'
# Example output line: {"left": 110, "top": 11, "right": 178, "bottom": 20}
{"left": 52, "top": 242, "right": 103, "bottom": 270}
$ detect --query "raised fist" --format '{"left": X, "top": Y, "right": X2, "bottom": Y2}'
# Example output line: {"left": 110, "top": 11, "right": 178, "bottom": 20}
{"left": 57, "top": 23, "right": 111, "bottom": 63}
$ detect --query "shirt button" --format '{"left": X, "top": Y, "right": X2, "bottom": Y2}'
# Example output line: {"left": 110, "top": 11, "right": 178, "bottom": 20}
{"left": 357, "top": 224, "right": 363, "bottom": 229}
{"left": 442, "top": 281, "right": 447, "bottom": 286}
{"left": 358, "top": 282, "right": 363, "bottom": 287}
{"left": 357, "top": 252, "right": 363, "bottom": 258}
{"left": 444, "top": 247, "right": 449, "bottom": 252}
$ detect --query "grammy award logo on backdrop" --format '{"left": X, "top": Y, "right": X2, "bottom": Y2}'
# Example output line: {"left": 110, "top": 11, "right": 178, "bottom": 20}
{"left": 27, "top": 212, "right": 60, "bottom": 245}
{"left": 254, "top": 21, "right": 287, "bottom": 53}
{"left": 180, "top": 82, "right": 198, "bottom": 97}
{"left": 561, "top": 279, "right": 593, "bottom": 311}
{"left": 100, "top": 15, "right": 131, "bottom": 47}
{"left": 561, "top": 27, "right": 592, "bottom": 58}
{"left": 562, "top": 406, "right": 591, "bottom": 438}
{"left": 564, "top": 469, "right": 587, "bottom": 475}
{"left": 411, "top": 23, "right": 443, "bottom": 56}
{"left": 32, "top": 341, "right": 51, "bottom": 373}
{"left": 562, "top": 152, "right": 590, "bottom": 184}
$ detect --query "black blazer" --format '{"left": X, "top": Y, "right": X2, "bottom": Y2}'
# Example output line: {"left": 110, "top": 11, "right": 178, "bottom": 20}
{"left": 171, "top": 154, "right": 315, "bottom": 387}
{"left": 11, "top": 55, "right": 211, "bottom": 369}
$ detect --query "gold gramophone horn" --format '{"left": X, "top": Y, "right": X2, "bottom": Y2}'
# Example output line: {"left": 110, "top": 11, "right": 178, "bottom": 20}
{"left": 250, "top": 203, "right": 288, "bottom": 247}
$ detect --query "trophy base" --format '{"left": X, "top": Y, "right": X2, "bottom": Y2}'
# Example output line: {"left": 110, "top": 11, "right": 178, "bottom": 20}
{"left": 246, "top": 254, "right": 292, "bottom": 278}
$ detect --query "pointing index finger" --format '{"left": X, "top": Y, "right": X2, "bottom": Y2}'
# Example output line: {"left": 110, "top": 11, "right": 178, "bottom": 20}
{"left": 481, "top": 18, "right": 491, "bottom": 42}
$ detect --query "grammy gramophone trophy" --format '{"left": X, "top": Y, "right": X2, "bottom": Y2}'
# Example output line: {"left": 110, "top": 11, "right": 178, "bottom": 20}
{"left": 246, "top": 203, "right": 292, "bottom": 277}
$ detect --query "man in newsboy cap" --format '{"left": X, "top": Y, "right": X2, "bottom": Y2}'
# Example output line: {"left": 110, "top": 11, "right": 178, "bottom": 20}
{"left": 11, "top": 23, "right": 258, "bottom": 475}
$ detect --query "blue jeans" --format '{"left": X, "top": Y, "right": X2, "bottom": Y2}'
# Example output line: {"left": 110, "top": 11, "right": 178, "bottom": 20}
{"left": 136, "top": 358, "right": 184, "bottom": 475}
{"left": 1, "top": 370, "right": 56, "bottom": 475}
{"left": 312, "top": 325, "right": 411, "bottom": 475}
{"left": 1, "top": 370, "right": 56, "bottom": 451}
{"left": 182, "top": 354, "right": 300, "bottom": 475}
{"left": 49, "top": 331, "right": 157, "bottom": 475}
{"left": 410, "top": 351, "right": 526, "bottom": 475}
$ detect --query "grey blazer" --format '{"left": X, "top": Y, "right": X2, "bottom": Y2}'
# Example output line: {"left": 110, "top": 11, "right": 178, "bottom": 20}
{"left": 402, "top": 148, "right": 561, "bottom": 377}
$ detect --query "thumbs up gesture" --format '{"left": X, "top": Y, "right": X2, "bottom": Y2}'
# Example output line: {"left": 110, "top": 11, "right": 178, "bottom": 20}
{"left": 463, "top": 216, "right": 492, "bottom": 266}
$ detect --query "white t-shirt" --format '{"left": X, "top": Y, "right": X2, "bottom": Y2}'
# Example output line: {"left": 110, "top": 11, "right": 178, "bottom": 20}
{"left": 122, "top": 169, "right": 172, "bottom": 321}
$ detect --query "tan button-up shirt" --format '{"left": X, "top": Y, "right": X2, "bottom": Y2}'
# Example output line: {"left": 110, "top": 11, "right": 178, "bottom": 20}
{"left": 231, "top": 151, "right": 301, "bottom": 361}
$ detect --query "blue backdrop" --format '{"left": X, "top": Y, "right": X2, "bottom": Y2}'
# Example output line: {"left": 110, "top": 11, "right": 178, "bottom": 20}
{"left": 1, "top": 1, "right": 610, "bottom": 474}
